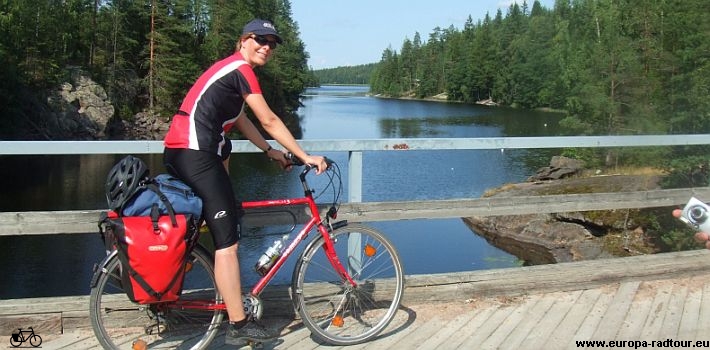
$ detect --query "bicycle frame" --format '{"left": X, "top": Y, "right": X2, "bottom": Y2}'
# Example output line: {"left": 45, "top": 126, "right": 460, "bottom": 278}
{"left": 241, "top": 165, "right": 356, "bottom": 295}
{"left": 12, "top": 328, "right": 36, "bottom": 342}
{"left": 174, "top": 165, "right": 355, "bottom": 312}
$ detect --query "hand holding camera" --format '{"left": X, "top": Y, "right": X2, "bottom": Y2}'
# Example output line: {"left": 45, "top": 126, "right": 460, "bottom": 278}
{"left": 677, "top": 197, "right": 710, "bottom": 232}
{"left": 673, "top": 197, "right": 710, "bottom": 249}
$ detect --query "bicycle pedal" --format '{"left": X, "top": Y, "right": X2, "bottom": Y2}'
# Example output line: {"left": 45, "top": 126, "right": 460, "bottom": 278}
{"left": 234, "top": 340, "right": 255, "bottom": 350}
{"left": 245, "top": 341, "right": 263, "bottom": 349}
{"left": 241, "top": 338, "right": 278, "bottom": 349}
{"left": 144, "top": 323, "right": 167, "bottom": 335}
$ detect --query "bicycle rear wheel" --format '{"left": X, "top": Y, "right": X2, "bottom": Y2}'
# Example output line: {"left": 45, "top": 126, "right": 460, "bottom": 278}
{"left": 9, "top": 336, "right": 21, "bottom": 347}
{"left": 89, "top": 246, "right": 223, "bottom": 349}
{"left": 292, "top": 223, "right": 404, "bottom": 345}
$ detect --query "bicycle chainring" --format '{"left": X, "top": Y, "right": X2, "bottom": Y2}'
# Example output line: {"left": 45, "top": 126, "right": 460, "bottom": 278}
{"left": 242, "top": 294, "right": 263, "bottom": 320}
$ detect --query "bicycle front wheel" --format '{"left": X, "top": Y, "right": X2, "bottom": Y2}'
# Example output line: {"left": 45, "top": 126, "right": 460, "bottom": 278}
{"left": 29, "top": 334, "right": 41, "bottom": 347}
{"left": 89, "top": 246, "right": 223, "bottom": 349}
{"left": 292, "top": 223, "right": 404, "bottom": 345}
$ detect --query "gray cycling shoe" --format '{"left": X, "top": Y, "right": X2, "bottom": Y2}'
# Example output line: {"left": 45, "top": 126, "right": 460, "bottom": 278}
{"left": 225, "top": 321, "right": 278, "bottom": 345}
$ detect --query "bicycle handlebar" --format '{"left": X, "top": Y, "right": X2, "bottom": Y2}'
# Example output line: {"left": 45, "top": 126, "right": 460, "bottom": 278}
{"left": 284, "top": 152, "right": 334, "bottom": 170}
{"left": 284, "top": 152, "right": 339, "bottom": 200}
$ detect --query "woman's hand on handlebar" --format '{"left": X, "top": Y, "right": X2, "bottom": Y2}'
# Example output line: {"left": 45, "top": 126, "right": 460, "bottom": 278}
{"left": 285, "top": 153, "right": 329, "bottom": 174}
{"left": 266, "top": 149, "right": 293, "bottom": 171}
{"left": 302, "top": 155, "right": 328, "bottom": 174}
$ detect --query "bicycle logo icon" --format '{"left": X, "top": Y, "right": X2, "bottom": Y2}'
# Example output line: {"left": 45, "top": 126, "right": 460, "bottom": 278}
{"left": 9, "top": 327, "right": 42, "bottom": 348}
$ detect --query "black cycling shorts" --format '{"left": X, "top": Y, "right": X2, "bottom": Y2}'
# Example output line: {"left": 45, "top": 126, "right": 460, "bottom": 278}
{"left": 163, "top": 147, "right": 240, "bottom": 249}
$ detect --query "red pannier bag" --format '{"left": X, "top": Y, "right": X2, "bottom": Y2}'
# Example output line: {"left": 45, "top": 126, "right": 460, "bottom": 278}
{"left": 101, "top": 207, "right": 197, "bottom": 304}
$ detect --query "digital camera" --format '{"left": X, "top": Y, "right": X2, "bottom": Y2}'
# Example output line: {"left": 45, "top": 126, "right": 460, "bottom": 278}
{"left": 679, "top": 197, "right": 710, "bottom": 233}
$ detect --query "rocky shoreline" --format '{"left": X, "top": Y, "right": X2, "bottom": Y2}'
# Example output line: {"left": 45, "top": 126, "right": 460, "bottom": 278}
{"left": 27, "top": 70, "right": 170, "bottom": 141}
{"left": 463, "top": 158, "right": 665, "bottom": 265}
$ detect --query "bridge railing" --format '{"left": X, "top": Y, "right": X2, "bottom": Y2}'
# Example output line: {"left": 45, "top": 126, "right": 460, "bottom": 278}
{"left": 4, "top": 136, "right": 710, "bottom": 336}
{"left": 1, "top": 135, "right": 710, "bottom": 236}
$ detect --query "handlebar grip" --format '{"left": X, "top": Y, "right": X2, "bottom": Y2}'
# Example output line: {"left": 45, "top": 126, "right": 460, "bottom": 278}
{"left": 285, "top": 152, "right": 333, "bottom": 169}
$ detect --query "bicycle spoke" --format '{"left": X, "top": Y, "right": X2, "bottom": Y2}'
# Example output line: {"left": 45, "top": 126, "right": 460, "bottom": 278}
{"left": 293, "top": 224, "right": 404, "bottom": 345}
{"left": 89, "top": 247, "right": 223, "bottom": 349}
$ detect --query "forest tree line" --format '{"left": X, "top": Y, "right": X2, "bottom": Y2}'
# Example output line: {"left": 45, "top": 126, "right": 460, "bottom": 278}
{"left": 0, "top": 0, "right": 312, "bottom": 139}
{"left": 370, "top": 0, "right": 710, "bottom": 139}
{"left": 1, "top": 0, "right": 709, "bottom": 187}
{"left": 312, "top": 64, "right": 376, "bottom": 85}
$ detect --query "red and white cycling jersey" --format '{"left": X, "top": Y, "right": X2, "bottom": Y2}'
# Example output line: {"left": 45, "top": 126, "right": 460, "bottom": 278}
{"left": 164, "top": 52, "right": 261, "bottom": 158}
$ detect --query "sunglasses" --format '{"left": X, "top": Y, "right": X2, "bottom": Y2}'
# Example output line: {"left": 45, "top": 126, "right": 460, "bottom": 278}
{"left": 251, "top": 35, "right": 278, "bottom": 49}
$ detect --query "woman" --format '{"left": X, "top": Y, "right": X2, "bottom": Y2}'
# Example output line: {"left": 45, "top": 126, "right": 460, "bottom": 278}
{"left": 163, "top": 19, "right": 327, "bottom": 345}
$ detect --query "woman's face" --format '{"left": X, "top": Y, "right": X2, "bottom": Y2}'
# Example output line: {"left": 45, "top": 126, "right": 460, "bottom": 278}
{"left": 240, "top": 34, "right": 279, "bottom": 67}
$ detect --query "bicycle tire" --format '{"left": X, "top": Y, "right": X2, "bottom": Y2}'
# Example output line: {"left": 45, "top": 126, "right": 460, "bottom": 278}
{"left": 89, "top": 246, "right": 223, "bottom": 349}
{"left": 29, "top": 334, "right": 42, "bottom": 347}
{"left": 9, "top": 337, "right": 21, "bottom": 347}
{"left": 292, "top": 223, "right": 404, "bottom": 345}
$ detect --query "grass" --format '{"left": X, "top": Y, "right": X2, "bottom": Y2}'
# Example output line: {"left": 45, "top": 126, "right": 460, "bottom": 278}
{"left": 580, "top": 166, "right": 667, "bottom": 176}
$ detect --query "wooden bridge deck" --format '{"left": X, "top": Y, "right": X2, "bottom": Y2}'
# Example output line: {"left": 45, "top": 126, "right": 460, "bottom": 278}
{"left": 37, "top": 276, "right": 710, "bottom": 349}
{"left": 6, "top": 249, "right": 710, "bottom": 349}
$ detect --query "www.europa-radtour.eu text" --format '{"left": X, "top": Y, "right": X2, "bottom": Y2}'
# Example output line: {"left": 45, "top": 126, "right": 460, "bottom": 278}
{"left": 575, "top": 339, "right": 710, "bottom": 348}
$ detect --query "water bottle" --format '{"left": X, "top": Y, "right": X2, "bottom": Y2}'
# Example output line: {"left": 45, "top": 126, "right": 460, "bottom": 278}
{"left": 255, "top": 235, "right": 288, "bottom": 276}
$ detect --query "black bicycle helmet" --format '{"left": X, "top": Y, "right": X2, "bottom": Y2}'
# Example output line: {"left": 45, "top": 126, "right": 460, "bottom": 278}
{"left": 105, "top": 155, "right": 149, "bottom": 211}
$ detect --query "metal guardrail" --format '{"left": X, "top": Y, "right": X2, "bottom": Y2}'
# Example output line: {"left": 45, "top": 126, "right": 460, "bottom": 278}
{"left": 2, "top": 135, "right": 709, "bottom": 203}
{"left": 2, "top": 135, "right": 709, "bottom": 154}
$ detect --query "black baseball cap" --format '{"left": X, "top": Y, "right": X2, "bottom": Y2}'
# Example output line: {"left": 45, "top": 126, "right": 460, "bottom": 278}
{"left": 242, "top": 19, "right": 283, "bottom": 44}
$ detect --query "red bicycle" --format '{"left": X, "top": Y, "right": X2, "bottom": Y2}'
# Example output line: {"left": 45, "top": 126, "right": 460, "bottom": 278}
{"left": 89, "top": 156, "right": 405, "bottom": 349}
{"left": 10, "top": 327, "right": 42, "bottom": 348}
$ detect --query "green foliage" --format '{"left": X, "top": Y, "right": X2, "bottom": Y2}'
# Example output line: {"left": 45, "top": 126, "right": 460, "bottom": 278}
{"left": 370, "top": 47, "right": 404, "bottom": 96}
{"left": 659, "top": 149, "right": 710, "bottom": 189}
{"left": 312, "top": 64, "right": 377, "bottom": 85}
{"left": 641, "top": 207, "right": 700, "bottom": 252}
{"left": 659, "top": 228, "right": 701, "bottom": 252}
{"left": 370, "top": 0, "right": 710, "bottom": 141}
{"left": 560, "top": 148, "right": 604, "bottom": 169}
{"left": 147, "top": 0, "right": 204, "bottom": 116}
{"left": 0, "top": 0, "right": 310, "bottom": 139}
{"left": 369, "top": 0, "right": 710, "bottom": 194}
{"left": 0, "top": 40, "right": 23, "bottom": 139}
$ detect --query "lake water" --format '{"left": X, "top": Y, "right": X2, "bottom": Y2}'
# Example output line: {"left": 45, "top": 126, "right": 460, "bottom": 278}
{"left": 0, "top": 85, "right": 566, "bottom": 299}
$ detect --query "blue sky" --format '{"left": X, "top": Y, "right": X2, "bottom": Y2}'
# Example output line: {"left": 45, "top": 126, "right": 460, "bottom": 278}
{"left": 291, "top": 0, "right": 555, "bottom": 69}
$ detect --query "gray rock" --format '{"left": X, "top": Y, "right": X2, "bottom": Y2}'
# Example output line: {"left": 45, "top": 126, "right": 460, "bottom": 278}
{"left": 463, "top": 213, "right": 613, "bottom": 265}
{"left": 528, "top": 156, "right": 585, "bottom": 181}
{"left": 464, "top": 168, "right": 661, "bottom": 265}
{"left": 46, "top": 70, "right": 114, "bottom": 139}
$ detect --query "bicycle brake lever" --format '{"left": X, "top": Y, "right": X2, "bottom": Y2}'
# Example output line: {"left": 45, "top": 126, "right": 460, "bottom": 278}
{"left": 285, "top": 152, "right": 304, "bottom": 166}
